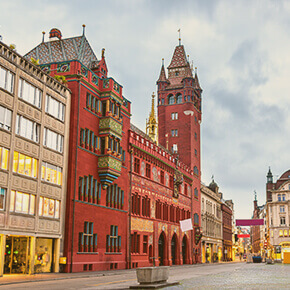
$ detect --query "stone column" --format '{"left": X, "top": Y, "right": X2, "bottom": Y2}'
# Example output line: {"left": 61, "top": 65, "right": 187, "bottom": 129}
{"left": 53, "top": 238, "right": 60, "bottom": 273}
{"left": 0, "top": 234, "right": 6, "bottom": 277}
{"left": 29, "top": 236, "right": 36, "bottom": 275}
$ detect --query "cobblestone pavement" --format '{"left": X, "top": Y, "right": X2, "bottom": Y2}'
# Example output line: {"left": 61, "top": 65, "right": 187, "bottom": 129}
{"left": 169, "top": 263, "right": 290, "bottom": 289}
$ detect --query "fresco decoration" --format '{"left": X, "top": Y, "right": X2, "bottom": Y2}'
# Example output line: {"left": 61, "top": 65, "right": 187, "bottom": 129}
{"left": 158, "top": 223, "right": 168, "bottom": 235}
{"left": 151, "top": 200, "right": 155, "bottom": 218}
{"left": 149, "top": 235, "right": 153, "bottom": 245}
{"left": 80, "top": 65, "right": 88, "bottom": 78}
{"left": 57, "top": 62, "right": 70, "bottom": 73}
{"left": 152, "top": 167, "right": 158, "bottom": 182}
{"left": 141, "top": 161, "right": 145, "bottom": 176}
{"left": 173, "top": 169, "right": 183, "bottom": 198}
{"left": 165, "top": 172, "right": 169, "bottom": 187}
{"left": 103, "top": 78, "right": 109, "bottom": 89}
{"left": 40, "top": 64, "right": 51, "bottom": 74}
{"left": 131, "top": 217, "right": 153, "bottom": 232}
{"left": 92, "top": 75, "right": 99, "bottom": 86}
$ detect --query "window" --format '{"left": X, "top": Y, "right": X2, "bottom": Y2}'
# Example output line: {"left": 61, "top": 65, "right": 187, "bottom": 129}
{"left": 282, "top": 194, "right": 286, "bottom": 201}
{"left": 278, "top": 194, "right": 281, "bottom": 201}
{"left": 10, "top": 190, "right": 35, "bottom": 215}
{"left": 169, "top": 175, "right": 174, "bottom": 189}
{"left": 280, "top": 217, "right": 286, "bottom": 225}
{"left": 195, "top": 133, "right": 197, "bottom": 140}
{"left": 43, "top": 128, "right": 63, "bottom": 153}
{"left": 79, "top": 175, "right": 101, "bottom": 204}
{"left": 13, "top": 151, "right": 38, "bottom": 178}
{"left": 160, "top": 170, "right": 164, "bottom": 184}
{"left": 280, "top": 205, "right": 285, "bottom": 213}
{"left": 18, "top": 78, "right": 42, "bottom": 108}
{"left": 168, "top": 95, "right": 175, "bottom": 104}
{"left": 142, "top": 196, "right": 150, "bottom": 217}
{"left": 171, "top": 129, "right": 178, "bottom": 137}
{"left": 38, "top": 197, "right": 60, "bottom": 219}
{"left": 143, "top": 235, "right": 148, "bottom": 254}
{"left": 172, "top": 144, "right": 178, "bottom": 153}
{"left": 80, "top": 128, "right": 98, "bottom": 152}
{"left": 171, "top": 112, "right": 178, "bottom": 120}
{"left": 106, "top": 184, "right": 124, "bottom": 209}
{"left": 161, "top": 98, "right": 164, "bottom": 105}
{"left": 175, "top": 71, "right": 179, "bottom": 76}
{"left": 134, "top": 158, "right": 140, "bottom": 174}
{"left": 0, "top": 66, "right": 14, "bottom": 93}
{"left": 284, "top": 230, "right": 288, "bottom": 237}
{"left": 131, "top": 232, "right": 140, "bottom": 254}
{"left": 41, "top": 162, "right": 62, "bottom": 186}
{"left": 107, "top": 225, "right": 121, "bottom": 253}
{"left": 195, "top": 149, "right": 197, "bottom": 156}
{"left": 145, "top": 163, "right": 151, "bottom": 178}
{"left": 176, "top": 94, "right": 182, "bottom": 104}
{"left": 0, "top": 147, "right": 9, "bottom": 170}
{"left": 194, "top": 188, "right": 198, "bottom": 199}
{"left": 0, "top": 187, "right": 6, "bottom": 210}
{"left": 0, "top": 105, "right": 12, "bottom": 131}
{"left": 194, "top": 213, "right": 199, "bottom": 225}
{"left": 184, "top": 184, "right": 188, "bottom": 195}
{"left": 194, "top": 166, "right": 199, "bottom": 175}
{"left": 78, "top": 221, "right": 98, "bottom": 253}
{"left": 46, "top": 95, "right": 65, "bottom": 121}
{"left": 16, "top": 115, "right": 40, "bottom": 143}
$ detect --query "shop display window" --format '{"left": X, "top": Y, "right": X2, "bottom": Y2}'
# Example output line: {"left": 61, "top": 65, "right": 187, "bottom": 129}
{"left": 34, "top": 238, "right": 53, "bottom": 273}
{"left": 13, "top": 151, "right": 38, "bottom": 178}
{"left": 41, "top": 162, "right": 62, "bottom": 186}
{"left": 39, "top": 196, "right": 60, "bottom": 219}
{"left": 10, "top": 190, "right": 35, "bottom": 215}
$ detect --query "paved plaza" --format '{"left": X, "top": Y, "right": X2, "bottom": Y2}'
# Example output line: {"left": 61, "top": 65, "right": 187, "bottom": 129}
{"left": 0, "top": 262, "right": 289, "bottom": 289}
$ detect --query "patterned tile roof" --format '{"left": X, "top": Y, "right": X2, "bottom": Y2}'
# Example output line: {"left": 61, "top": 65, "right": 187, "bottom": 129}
{"left": 24, "top": 35, "right": 98, "bottom": 68}
{"left": 168, "top": 45, "right": 188, "bottom": 69}
{"left": 157, "top": 64, "right": 168, "bottom": 83}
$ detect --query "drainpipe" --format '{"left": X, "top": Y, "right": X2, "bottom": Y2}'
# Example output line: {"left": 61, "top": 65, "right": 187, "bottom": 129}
{"left": 70, "top": 78, "right": 81, "bottom": 272}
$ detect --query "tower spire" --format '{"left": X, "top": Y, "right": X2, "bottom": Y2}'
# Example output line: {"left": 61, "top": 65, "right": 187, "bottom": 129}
{"left": 178, "top": 29, "right": 181, "bottom": 45}
{"left": 146, "top": 92, "right": 158, "bottom": 143}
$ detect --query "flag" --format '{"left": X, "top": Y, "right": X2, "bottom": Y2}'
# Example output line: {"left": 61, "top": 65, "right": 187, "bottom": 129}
{"left": 180, "top": 218, "right": 193, "bottom": 232}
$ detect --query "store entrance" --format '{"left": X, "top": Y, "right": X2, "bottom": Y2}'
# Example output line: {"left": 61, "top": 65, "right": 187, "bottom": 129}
{"left": 4, "top": 236, "right": 29, "bottom": 274}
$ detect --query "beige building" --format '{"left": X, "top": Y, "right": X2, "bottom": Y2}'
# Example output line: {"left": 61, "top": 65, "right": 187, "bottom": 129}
{"left": 266, "top": 169, "right": 290, "bottom": 261}
{"left": 0, "top": 41, "right": 71, "bottom": 275}
{"left": 201, "top": 180, "right": 223, "bottom": 263}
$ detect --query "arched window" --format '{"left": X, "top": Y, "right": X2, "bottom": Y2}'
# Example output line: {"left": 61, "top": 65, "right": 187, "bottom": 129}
{"left": 194, "top": 213, "right": 199, "bottom": 225}
{"left": 278, "top": 194, "right": 281, "bottom": 201}
{"left": 176, "top": 94, "right": 182, "bottom": 104}
{"left": 194, "top": 166, "right": 198, "bottom": 176}
{"left": 168, "top": 95, "right": 175, "bottom": 104}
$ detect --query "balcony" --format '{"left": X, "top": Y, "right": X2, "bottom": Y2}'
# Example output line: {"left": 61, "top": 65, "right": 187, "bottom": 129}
{"left": 99, "top": 116, "right": 122, "bottom": 139}
{"left": 98, "top": 155, "right": 122, "bottom": 188}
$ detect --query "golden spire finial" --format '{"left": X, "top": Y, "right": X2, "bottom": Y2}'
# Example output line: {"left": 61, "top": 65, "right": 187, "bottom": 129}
{"left": 146, "top": 92, "right": 158, "bottom": 143}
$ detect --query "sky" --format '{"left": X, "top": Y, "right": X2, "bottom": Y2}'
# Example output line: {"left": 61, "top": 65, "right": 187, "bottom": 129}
{"left": 1, "top": 0, "right": 290, "bottom": 219}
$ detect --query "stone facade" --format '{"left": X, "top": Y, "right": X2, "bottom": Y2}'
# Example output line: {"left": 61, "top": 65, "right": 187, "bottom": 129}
{"left": 0, "top": 41, "right": 71, "bottom": 276}
{"left": 266, "top": 169, "right": 290, "bottom": 261}
{"left": 200, "top": 182, "right": 223, "bottom": 263}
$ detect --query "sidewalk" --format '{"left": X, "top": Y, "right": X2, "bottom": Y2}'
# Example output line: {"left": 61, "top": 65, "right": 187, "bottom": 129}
{"left": 0, "top": 261, "right": 243, "bottom": 286}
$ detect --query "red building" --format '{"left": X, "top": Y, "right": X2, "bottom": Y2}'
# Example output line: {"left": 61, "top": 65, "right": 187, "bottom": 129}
{"left": 25, "top": 29, "right": 203, "bottom": 271}
{"left": 25, "top": 27, "right": 131, "bottom": 272}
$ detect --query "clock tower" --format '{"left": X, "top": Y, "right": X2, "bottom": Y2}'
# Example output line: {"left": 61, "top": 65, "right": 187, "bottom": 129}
{"left": 157, "top": 42, "right": 202, "bottom": 176}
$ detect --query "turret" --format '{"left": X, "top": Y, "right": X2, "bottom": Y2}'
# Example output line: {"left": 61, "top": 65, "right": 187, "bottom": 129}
{"left": 266, "top": 167, "right": 273, "bottom": 202}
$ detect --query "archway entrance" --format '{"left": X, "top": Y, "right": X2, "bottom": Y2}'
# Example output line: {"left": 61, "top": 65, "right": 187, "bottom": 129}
{"left": 171, "top": 234, "right": 178, "bottom": 265}
{"left": 148, "top": 245, "right": 153, "bottom": 265}
{"left": 158, "top": 233, "right": 165, "bottom": 266}
{"left": 182, "top": 235, "right": 188, "bottom": 264}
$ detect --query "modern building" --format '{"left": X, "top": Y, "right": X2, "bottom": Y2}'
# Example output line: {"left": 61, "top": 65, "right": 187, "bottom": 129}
{"left": 25, "top": 27, "right": 131, "bottom": 272}
{"left": 266, "top": 168, "right": 290, "bottom": 262}
{"left": 200, "top": 180, "right": 223, "bottom": 263}
{"left": 221, "top": 200, "right": 233, "bottom": 261}
{"left": 0, "top": 40, "right": 71, "bottom": 276}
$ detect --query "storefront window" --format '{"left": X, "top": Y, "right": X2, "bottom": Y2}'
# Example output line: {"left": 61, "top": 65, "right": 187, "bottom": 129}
{"left": 34, "top": 238, "right": 53, "bottom": 273}
{"left": 10, "top": 190, "right": 35, "bottom": 215}
{"left": 39, "top": 197, "right": 60, "bottom": 219}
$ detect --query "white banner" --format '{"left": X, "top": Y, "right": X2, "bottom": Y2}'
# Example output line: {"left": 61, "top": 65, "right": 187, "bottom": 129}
{"left": 179, "top": 218, "right": 193, "bottom": 232}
